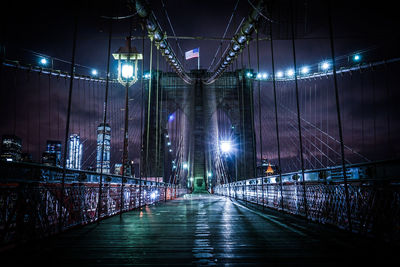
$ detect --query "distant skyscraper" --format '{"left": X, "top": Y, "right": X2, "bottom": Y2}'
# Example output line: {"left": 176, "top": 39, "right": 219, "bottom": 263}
{"left": 43, "top": 140, "right": 62, "bottom": 166}
{"left": 114, "top": 163, "right": 123, "bottom": 175}
{"left": 96, "top": 123, "right": 111, "bottom": 174}
{"left": 1, "top": 135, "right": 22, "bottom": 162}
{"left": 66, "top": 134, "right": 82, "bottom": 169}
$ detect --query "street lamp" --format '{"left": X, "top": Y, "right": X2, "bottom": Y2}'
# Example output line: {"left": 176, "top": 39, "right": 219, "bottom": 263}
{"left": 183, "top": 163, "right": 188, "bottom": 170}
{"left": 112, "top": 38, "right": 143, "bottom": 87}
{"left": 301, "top": 66, "right": 309, "bottom": 75}
{"left": 39, "top": 58, "right": 48, "bottom": 66}
{"left": 353, "top": 54, "right": 361, "bottom": 62}
{"left": 112, "top": 38, "right": 143, "bottom": 176}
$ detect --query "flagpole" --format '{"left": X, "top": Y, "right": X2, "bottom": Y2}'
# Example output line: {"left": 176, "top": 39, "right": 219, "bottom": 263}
{"left": 198, "top": 47, "right": 200, "bottom": 70}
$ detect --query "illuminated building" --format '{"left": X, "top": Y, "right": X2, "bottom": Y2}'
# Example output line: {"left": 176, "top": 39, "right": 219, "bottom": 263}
{"left": 66, "top": 134, "right": 82, "bottom": 170}
{"left": 42, "top": 140, "right": 62, "bottom": 166}
{"left": 114, "top": 163, "right": 123, "bottom": 175}
{"left": 0, "top": 135, "right": 22, "bottom": 162}
{"left": 96, "top": 123, "right": 111, "bottom": 174}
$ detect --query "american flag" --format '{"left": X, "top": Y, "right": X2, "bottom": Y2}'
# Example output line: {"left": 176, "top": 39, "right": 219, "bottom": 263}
{"left": 185, "top": 48, "right": 199, "bottom": 60}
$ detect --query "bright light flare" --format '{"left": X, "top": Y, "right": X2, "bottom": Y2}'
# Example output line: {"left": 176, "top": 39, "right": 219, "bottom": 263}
{"left": 220, "top": 140, "right": 232, "bottom": 153}
{"left": 91, "top": 69, "right": 98, "bottom": 76}
{"left": 286, "top": 69, "right": 294, "bottom": 77}
{"left": 40, "top": 58, "right": 48, "bottom": 65}
{"left": 301, "top": 66, "right": 309, "bottom": 74}
{"left": 321, "top": 61, "right": 330, "bottom": 70}
{"left": 121, "top": 64, "right": 134, "bottom": 78}
{"left": 276, "top": 71, "right": 283, "bottom": 78}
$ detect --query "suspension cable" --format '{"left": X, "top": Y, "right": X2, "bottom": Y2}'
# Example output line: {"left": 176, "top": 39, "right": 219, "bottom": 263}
{"left": 160, "top": 0, "right": 185, "bottom": 61}
{"left": 139, "top": 33, "right": 145, "bottom": 206}
{"left": 327, "top": 0, "right": 352, "bottom": 231}
{"left": 145, "top": 38, "right": 154, "bottom": 182}
{"left": 204, "top": 0, "right": 264, "bottom": 84}
{"left": 207, "top": 0, "right": 241, "bottom": 72}
{"left": 269, "top": 20, "right": 284, "bottom": 210}
{"left": 97, "top": 16, "right": 113, "bottom": 221}
{"left": 247, "top": 0, "right": 274, "bottom": 22}
{"left": 256, "top": 28, "right": 263, "bottom": 169}
{"left": 290, "top": 1, "right": 308, "bottom": 218}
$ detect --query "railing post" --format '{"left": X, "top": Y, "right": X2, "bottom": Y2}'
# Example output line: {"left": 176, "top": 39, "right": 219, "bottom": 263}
{"left": 262, "top": 177, "right": 264, "bottom": 210}
{"left": 256, "top": 179, "right": 258, "bottom": 205}
{"left": 164, "top": 184, "right": 167, "bottom": 202}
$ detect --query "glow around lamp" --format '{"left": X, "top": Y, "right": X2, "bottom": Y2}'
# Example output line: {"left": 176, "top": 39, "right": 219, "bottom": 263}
{"left": 112, "top": 38, "right": 143, "bottom": 86}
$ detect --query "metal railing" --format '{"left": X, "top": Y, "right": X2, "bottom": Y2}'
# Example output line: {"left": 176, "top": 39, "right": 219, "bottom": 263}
{"left": 214, "top": 159, "right": 400, "bottom": 241}
{"left": 0, "top": 161, "right": 187, "bottom": 247}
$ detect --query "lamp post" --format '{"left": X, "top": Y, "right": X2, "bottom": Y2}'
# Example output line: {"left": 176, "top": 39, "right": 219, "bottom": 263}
{"left": 113, "top": 37, "right": 142, "bottom": 214}
{"left": 113, "top": 37, "right": 142, "bottom": 176}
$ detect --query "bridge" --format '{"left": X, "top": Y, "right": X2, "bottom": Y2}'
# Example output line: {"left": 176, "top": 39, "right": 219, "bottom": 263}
{"left": 0, "top": 0, "right": 399, "bottom": 265}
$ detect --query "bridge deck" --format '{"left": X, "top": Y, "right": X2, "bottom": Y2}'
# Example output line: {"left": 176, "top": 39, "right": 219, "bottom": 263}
{"left": 2, "top": 195, "right": 396, "bottom": 266}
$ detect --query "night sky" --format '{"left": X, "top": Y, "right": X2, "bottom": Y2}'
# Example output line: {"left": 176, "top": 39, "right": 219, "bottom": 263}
{"left": 1, "top": 0, "right": 399, "bottom": 173}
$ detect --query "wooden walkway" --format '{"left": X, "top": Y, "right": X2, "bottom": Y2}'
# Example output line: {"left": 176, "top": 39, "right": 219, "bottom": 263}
{"left": 1, "top": 194, "right": 397, "bottom": 266}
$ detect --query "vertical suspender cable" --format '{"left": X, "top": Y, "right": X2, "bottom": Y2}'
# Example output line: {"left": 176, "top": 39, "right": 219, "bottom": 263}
{"left": 97, "top": 20, "right": 112, "bottom": 223}
{"left": 247, "top": 43, "right": 257, "bottom": 180}
{"left": 48, "top": 74, "right": 51, "bottom": 138}
{"left": 269, "top": 21, "right": 284, "bottom": 211}
{"left": 121, "top": 19, "right": 134, "bottom": 212}
{"left": 290, "top": 1, "right": 308, "bottom": 218}
{"left": 241, "top": 52, "right": 248, "bottom": 204}
{"left": 146, "top": 39, "right": 154, "bottom": 185}
{"left": 60, "top": 16, "right": 78, "bottom": 231}
{"left": 372, "top": 71, "right": 376, "bottom": 156}
{"left": 13, "top": 70, "right": 17, "bottom": 135}
{"left": 174, "top": 78, "right": 177, "bottom": 195}
{"left": 27, "top": 73, "right": 30, "bottom": 153}
{"left": 158, "top": 55, "right": 162, "bottom": 184}
{"left": 97, "top": 18, "right": 112, "bottom": 222}
{"left": 240, "top": 53, "right": 246, "bottom": 182}
{"left": 256, "top": 28, "right": 263, "bottom": 171}
{"left": 121, "top": 63, "right": 130, "bottom": 211}
{"left": 155, "top": 50, "right": 160, "bottom": 183}
{"left": 234, "top": 58, "right": 240, "bottom": 187}
{"left": 38, "top": 73, "right": 41, "bottom": 160}
{"left": 327, "top": 0, "right": 352, "bottom": 231}
{"left": 384, "top": 64, "right": 391, "bottom": 157}
{"left": 360, "top": 71, "right": 364, "bottom": 154}
{"left": 77, "top": 80, "right": 80, "bottom": 137}
{"left": 139, "top": 34, "right": 145, "bottom": 207}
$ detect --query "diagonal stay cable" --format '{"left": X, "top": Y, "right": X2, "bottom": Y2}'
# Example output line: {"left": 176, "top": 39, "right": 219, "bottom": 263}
{"left": 247, "top": 0, "right": 274, "bottom": 22}
{"left": 207, "top": 0, "right": 241, "bottom": 72}
{"left": 274, "top": 93, "right": 369, "bottom": 162}
{"left": 210, "top": 17, "right": 245, "bottom": 74}
{"left": 160, "top": 0, "right": 185, "bottom": 60}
